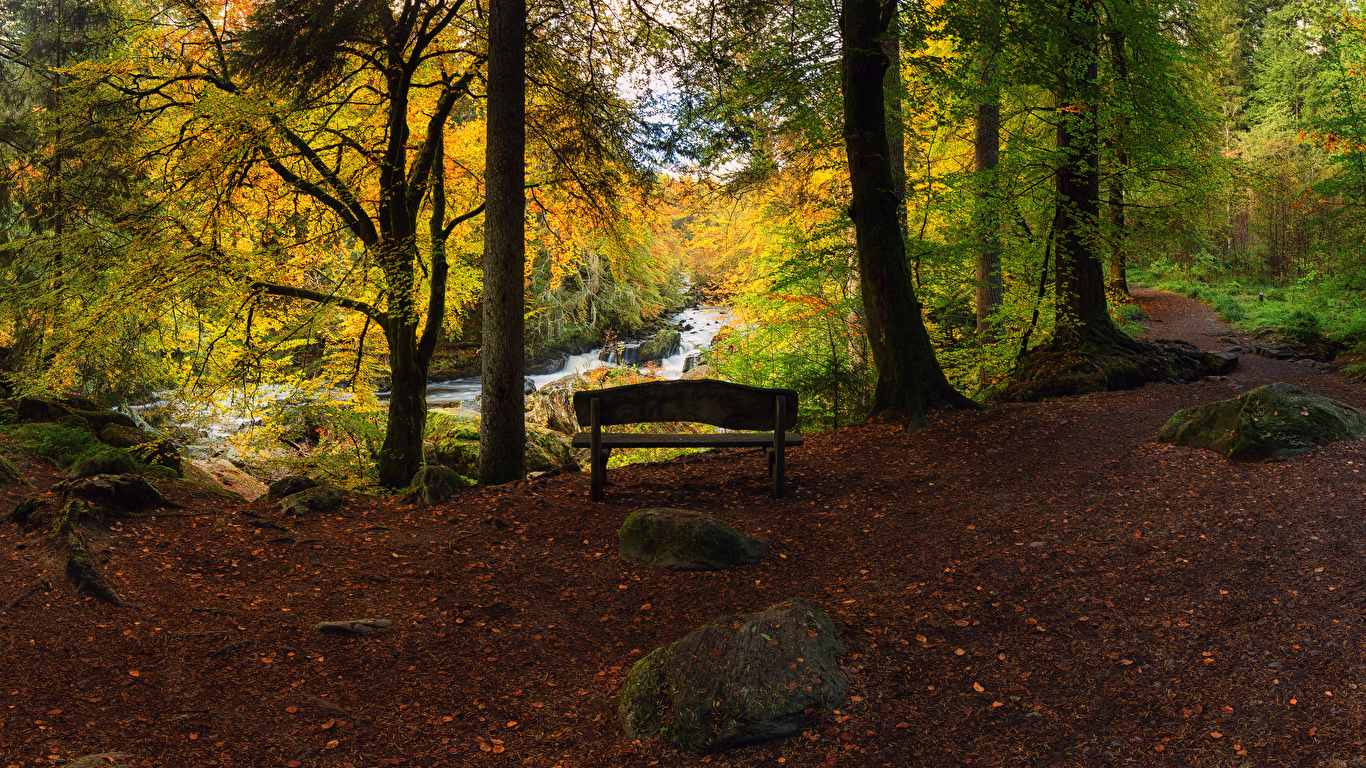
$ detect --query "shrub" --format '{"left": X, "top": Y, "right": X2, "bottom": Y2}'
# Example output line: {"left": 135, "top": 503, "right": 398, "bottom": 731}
{"left": 0, "top": 423, "right": 103, "bottom": 468}
{"left": 1212, "top": 295, "right": 1245, "bottom": 323}
{"left": 1279, "top": 309, "right": 1323, "bottom": 347}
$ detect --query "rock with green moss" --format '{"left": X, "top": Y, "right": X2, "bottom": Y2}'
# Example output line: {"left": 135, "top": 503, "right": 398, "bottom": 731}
{"left": 619, "top": 509, "right": 769, "bottom": 571}
{"left": 425, "top": 409, "right": 576, "bottom": 479}
{"left": 280, "top": 484, "right": 347, "bottom": 516}
{"left": 267, "top": 475, "right": 319, "bottom": 500}
{"left": 130, "top": 437, "right": 182, "bottom": 476}
{"left": 619, "top": 598, "right": 846, "bottom": 754}
{"left": 0, "top": 453, "right": 28, "bottom": 487}
{"left": 54, "top": 474, "right": 173, "bottom": 510}
{"left": 405, "top": 465, "right": 474, "bottom": 505}
{"left": 638, "top": 328, "right": 683, "bottom": 363}
{"left": 1158, "top": 382, "right": 1366, "bottom": 460}
{"left": 99, "top": 423, "right": 154, "bottom": 448}
{"left": 70, "top": 449, "right": 141, "bottom": 478}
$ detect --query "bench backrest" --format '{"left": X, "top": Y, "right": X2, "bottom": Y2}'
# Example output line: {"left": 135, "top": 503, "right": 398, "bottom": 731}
{"left": 572, "top": 380, "right": 799, "bottom": 431}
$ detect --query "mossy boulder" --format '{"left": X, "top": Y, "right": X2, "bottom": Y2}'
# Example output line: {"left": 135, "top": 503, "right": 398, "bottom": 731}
{"left": 54, "top": 474, "right": 173, "bottom": 510}
{"left": 70, "top": 409, "right": 137, "bottom": 431}
{"left": 638, "top": 328, "right": 683, "bottom": 363}
{"left": 70, "top": 449, "right": 141, "bottom": 479}
{"left": 1158, "top": 382, "right": 1366, "bottom": 460}
{"left": 619, "top": 598, "right": 847, "bottom": 754}
{"left": 280, "top": 484, "right": 348, "bottom": 516}
{"left": 130, "top": 437, "right": 182, "bottom": 476}
{"left": 405, "top": 465, "right": 474, "bottom": 505}
{"left": 425, "top": 409, "right": 576, "bottom": 479}
{"left": 619, "top": 509, "right": 769, "bottom": 571}
{"left": 267, "top": 475, "right": 319, "bottom": 501}
{"left": 99, "top": 423, "right": 154, "bottom": 448}
{"left": 0, "top": 453, "right": 28, "bottom": 487}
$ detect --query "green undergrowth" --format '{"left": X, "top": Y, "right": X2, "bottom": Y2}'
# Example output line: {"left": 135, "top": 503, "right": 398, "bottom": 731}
{"left": 0, "top": 422, "right": 107, "bottom": 468}
{"left": 1132, "top": 261, "right": 1366, "bottom": 377}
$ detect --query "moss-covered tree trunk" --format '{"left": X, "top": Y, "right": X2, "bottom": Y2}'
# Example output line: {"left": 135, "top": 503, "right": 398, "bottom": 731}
{"left": 840, "top": 0, "right": 977, "bottom": 426}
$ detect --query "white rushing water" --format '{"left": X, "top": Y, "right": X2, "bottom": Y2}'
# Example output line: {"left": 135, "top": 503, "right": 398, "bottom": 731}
{"left": 421, "top": 304, "right": 733, "bottom": 408}
{"left": 148, "top": 305, "right": 734, "bottom": 442}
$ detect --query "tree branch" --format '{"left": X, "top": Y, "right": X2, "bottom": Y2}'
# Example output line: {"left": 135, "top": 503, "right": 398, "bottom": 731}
{"left": 251, "top": 281, "right": 390, "bottom": 331}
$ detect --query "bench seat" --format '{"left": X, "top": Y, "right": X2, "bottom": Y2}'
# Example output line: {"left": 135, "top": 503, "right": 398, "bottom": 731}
{"left": 571, "top": 432, "right": 804, "bottom": 449}
{"left": 573, "top": 379, "right": 801, "bottom": 500}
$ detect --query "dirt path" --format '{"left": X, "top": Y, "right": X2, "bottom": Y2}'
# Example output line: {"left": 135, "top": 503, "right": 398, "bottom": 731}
{"left": 3, "top": 290, "right": 1366, "bottom": 768}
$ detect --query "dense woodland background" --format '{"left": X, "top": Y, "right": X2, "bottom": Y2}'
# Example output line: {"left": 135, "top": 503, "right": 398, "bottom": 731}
{"left": 2, "top": 0, "right": 1366, "bottom": 488}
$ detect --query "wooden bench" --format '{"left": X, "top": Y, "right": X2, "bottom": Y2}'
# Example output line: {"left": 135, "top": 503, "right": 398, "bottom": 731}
{"left": 571, "top": 380, "right": 803, "bottom": 501}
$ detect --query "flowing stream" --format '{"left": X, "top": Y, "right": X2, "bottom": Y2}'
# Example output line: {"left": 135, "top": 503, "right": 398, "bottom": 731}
{"left": 418, "top": 304, "right": 733, "bottom": 408}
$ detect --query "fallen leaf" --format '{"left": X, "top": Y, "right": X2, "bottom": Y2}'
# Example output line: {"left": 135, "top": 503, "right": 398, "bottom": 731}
{"left": 973, "top": 682, "right": 985, "bottom": 692}
{"left": 128, "top": 671, "right": 139, "bottom": 678}
{"left": 1210, "top": 732, "right": 1223, "bottom": 739}
{"left": 285, "top": 706, "right": 297, "bottom": 714}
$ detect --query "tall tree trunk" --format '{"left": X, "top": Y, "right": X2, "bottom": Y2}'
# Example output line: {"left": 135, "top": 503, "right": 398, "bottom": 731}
{"left": 1052, "top": 0, "right": 1116, "bottom": 349}
{"left": 1106, "top": 30, "right": 1129, "bottom": 297}
{"left": 479, "top": 0, "right": 527, "bottom": 485}
{"left": 882, "top": 18, "right": 908, "bottom": 241}
{"left": 973, "top": 0, "right": 1003, "bottom": 334}
{"left": 377, "top": 316, "right": 429, "bottom": 488}
{"left": 840, "top": 0, "right": 977, "bottom": 426}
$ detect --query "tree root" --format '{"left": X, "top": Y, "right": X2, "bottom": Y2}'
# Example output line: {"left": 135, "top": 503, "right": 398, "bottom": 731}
{"left": 1, "top": 578, "right": 52, "bottom": 614}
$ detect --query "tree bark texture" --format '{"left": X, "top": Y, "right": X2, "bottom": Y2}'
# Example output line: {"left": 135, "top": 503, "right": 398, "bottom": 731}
{"left": 1106, "top": 30, "right": 1130, "bottom": 296}
{"left": 882, "top": 20, "right": 908, "bottom": 241}
{"left": 973, "top": 0, "right": 1003, "bottom": 334}
{"left": 1051, "top": 0, "right": 1117, "bottom": 349}
{"left": 479, "top": 0, "right": 527, "bottom": 485}
{"left": 840, "top": 0, "right": 976, "bottom": 426}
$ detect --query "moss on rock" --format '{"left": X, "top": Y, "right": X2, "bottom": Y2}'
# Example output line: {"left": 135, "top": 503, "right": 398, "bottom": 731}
{"left": 70, "top": 448, "right": 141, "bottom": 478}
{"left": 619, "top": 509, "right": 769, "bottom": 570}
{"left": 1158, "top": 382, "right": 1366, "bottom": 460}
{"left": 618, "top": 598, "right": 846, "bottom": 754}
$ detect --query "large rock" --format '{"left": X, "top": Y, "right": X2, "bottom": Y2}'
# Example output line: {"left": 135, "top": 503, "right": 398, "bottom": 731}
{"left": 99, "top": 422, "right": 154, "bottom": 448}
{"left": 280, "top": 484, "right": 348, "bottom": 516}
{"left": 638, "top": 328, "right": 683, "bottom": 363}
{"left": 70, "top": 449, "right": 140, "bottom": 479}
{"left": 619, "top": 598, "right": 847, "bottom": 754}
{"left": 1158, "top": 382, "right": 1366, "bottom": 460}
{"left": 405, "top": 465, "right": 473, "bottom": 505}
{"left": 267, "top": 474, "right": 319, "bottom": 500}
{"left": 53, "top": 474, "right": 172, "bottom": 510}
{"left": 526, "top": 379, "right": 580, "bottom": 435}
{"left": 426, "top": 409, "right": 575, "bottom": 478}
{"left": 619, "top": 509, "right": 769, "bottom": 570}
{"left": 1200, "top": 350, "right": 1239, "bottom": 376}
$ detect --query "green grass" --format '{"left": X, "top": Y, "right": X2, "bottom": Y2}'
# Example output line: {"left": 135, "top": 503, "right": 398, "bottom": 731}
{"left": 1130, "top": 263, "right": 1366, "bottom": 376}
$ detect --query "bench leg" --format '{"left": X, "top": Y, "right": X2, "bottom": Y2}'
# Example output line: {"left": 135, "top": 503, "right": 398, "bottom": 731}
{"left": 772, "top": 444, "right": 785, "bottom": 498}
{"left": 591, "top": 449, "right": 605, "bottom": 501}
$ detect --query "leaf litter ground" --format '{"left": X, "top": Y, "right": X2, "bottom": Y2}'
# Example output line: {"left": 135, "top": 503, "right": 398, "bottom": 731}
{"left": 4, "top": 287, "right": 1366, "bottom": 768}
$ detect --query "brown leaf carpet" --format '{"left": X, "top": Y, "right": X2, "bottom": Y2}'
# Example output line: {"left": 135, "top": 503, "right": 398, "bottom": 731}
{"left": 3, "top": 287, "right": 1366, "bottom": 768}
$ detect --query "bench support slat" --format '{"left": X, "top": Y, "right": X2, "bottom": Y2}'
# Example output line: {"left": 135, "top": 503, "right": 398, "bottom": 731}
{"left": 590, "top": 397, "right": 604, "bottom": 502}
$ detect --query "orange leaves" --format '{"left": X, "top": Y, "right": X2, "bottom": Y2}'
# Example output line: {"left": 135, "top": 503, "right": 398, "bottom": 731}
{"left": 475, "top": 736, "right": 505, "bottom": 753}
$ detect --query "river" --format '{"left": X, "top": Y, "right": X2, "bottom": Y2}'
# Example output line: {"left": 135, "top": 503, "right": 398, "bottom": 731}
{"left": 416, "top": 304, "right": 733, "bottom": 408}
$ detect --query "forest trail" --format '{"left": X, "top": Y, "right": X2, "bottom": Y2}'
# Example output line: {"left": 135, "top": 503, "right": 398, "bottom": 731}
{"left": 4, "top": 290, "right": 1366, "bottom": 767}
